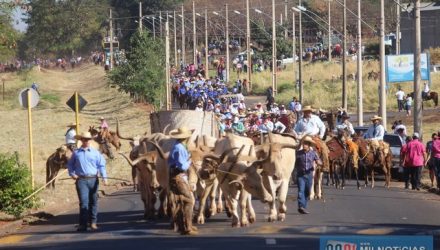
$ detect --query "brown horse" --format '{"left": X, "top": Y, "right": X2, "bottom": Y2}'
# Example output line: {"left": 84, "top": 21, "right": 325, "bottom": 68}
{"left": 409, "top": 91, "right": 438, "bottom": 107}
{"left": 352, "top": 136, "right": 391, "bottom": 188}
{"left": 326, "top": 132, "right": 349, "bottom": 189}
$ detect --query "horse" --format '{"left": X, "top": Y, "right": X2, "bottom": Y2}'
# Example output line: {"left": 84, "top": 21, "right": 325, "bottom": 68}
{"left": 408, "top": 91, "right": 438, "bottom": 107}
{"left": 367, "top": 71, "right": 379, "bottom": 81}
{"left": 326, "top": 131, "right": 349, "bottom": 189}
{"left": 88, "top": 126, "right": 121, "bottom": 159}
{"left": 352, "top": 136, "right": 392, "bottom": 188}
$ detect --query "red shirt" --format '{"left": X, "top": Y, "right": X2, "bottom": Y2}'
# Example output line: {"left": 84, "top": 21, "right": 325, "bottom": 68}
{"left": 401, "top": 139, "right": 426, "bottom": 167}
{"left": 432, "top": 139, "right": 440, "bottom": 158}
{"left": 400, "top": 144, "right": 411, "bottom": 167}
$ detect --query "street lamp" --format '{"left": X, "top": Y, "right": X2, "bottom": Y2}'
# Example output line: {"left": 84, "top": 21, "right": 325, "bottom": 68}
{"left": 292, "top": 6, "right": 303, "bottom": 103}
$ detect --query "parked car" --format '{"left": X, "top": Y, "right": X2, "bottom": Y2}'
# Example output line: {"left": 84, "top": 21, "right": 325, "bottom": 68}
{"left": 353, "top": 126, "right": 403, "bottom": 180}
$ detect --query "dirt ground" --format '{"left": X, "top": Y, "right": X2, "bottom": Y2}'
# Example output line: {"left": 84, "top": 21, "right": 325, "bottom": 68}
{"left": 0, "top": 64, "right": 152, "bottom": 215}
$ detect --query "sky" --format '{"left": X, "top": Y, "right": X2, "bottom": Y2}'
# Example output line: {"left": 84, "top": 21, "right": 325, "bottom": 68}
{"left": 12, "top": 7, "right": 27, "bottom": 32}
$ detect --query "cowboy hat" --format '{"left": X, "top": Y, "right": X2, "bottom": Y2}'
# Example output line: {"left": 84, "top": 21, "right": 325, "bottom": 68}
{"left": 301, "top": 136, "right": 315, "bottom": 145}
{"left": 75, "top": 131, "right": 93, "bottom": 140}
{"left": 169, "top": 127, "right": 194, "bottom": 139}
{"left": 99, "top": 116, "right": 105, "bottom": 120}
{"left": 67, "top": 122, "right": 78, "bottom": 127}
{"left": 370, "top": 115, "right": 382, "bottom": 121}
{"left": 302, "top": 105, "right": 314, "bottom": 112}
{"left": 341, "top": 114, "right": 350, "bottom": 119}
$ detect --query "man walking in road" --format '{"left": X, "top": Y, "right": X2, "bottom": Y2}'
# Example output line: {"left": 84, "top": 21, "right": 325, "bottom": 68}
{"left": 431, "top": 133, "right": 440, "bottom": 192}
{"left": 401, "top": 133, "right": 426, "bottom": 190}
{"left": 295, "top": 136, "right": 322, "bottom": 215}
{"left": 67, "top": 131, "right": 108, "bottom": 232}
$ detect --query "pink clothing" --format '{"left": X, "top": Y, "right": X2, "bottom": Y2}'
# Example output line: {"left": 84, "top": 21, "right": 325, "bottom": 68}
{"left": 100, "top": 121, "right": 109, "bottom": 129}
{"left": 432, "top": 139, "right": 440, "bottom": 158}
{"left": 402, "top": 139, "right": 425, "bottom": 167}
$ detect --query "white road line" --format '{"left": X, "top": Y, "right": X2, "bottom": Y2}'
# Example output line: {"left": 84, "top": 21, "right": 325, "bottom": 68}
{"left": 265, "top": 238, "right": 277, "bottom": 245}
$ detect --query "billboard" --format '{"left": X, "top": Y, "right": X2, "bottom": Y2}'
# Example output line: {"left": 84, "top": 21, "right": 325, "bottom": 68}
{"left": 385, "top": 53, "right": 430, "bottom": 83}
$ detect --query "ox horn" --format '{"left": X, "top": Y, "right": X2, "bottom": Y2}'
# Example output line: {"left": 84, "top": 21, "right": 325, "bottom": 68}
{"left": 116, "top": 118, "right": 134, "bottom": 141}
{"left": 268, "top": 132, "right": 273, "bottom": 143}
{"left": 146, "top": 141, "right": 167, "bottom": 160}
{"left": 118, "top": 152, "right": 154, "bottom": 171}
{"left": 228, "top": 179, "right": 244, "bottom": 189}
{"left": 194, "top": 135, "right": 200, "bottom": 149}
{"left": 162, "top": 124, "right": 171, "bottom": 135}
{"left": 202, "top": 135, "right": 207, "bottom": 147}
{"left": 279, "top": 143, "right": 299, "bottom": 150}
{"left": 231, "top": 145, "right": 246, "bottom": 163}
{"left": 202, "top": 147, "right": 238, "bottom": 164}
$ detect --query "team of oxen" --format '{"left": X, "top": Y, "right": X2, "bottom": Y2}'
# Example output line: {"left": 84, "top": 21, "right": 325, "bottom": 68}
{"left": 45, "top": 117, "right": 392, "bottom": 228}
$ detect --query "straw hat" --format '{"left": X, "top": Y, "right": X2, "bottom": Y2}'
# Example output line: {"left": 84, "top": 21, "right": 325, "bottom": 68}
{"left": 301, "top": 136, "right": 315, "bottom": 145}
{"left": 169, "top": 127, "right": 193, "bottom": 139}
{"left": 302, "top": 105, "right": 314, "bottom": 112}
{"left": 75, "top": 131, "right": 93, "bottom": 140}
{"left": 99, "top": 116, "right": 105, "bottom": 120}
{"left": 370, "top": 115, "right": 382, "bottom": 121}
{"left": 67, "top": 122, "right": 78, "bottom": 127}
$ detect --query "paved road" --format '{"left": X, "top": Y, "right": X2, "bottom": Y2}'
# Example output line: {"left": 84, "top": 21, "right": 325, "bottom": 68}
{"left": 1, "top": 180, "right": 440, "bottom": 250}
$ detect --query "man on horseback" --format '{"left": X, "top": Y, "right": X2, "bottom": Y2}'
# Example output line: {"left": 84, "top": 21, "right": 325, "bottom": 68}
{"left": 336, "top": 114, "right": 355, "bottom": 136}
{"left": 423, "top": 82, "right": 430, "bottom": 100}
{"left": 364, "top": 115, "right": 387, "bottom": 164}
{"left": 294, "top": 106, "right": 326, "bottom": 139}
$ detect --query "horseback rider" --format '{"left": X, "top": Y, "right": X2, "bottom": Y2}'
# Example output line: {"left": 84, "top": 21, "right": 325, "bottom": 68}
{"left": 423, "top": 82, "right": 430, "bottom": 99}
{"left": 364, "top": 115, "right": 386, "bottom": 163}
{"left": 294, "top": 105, "right": 326, "bottom": 139}
{"left": 65, "top": 123, "right": 78, "bottom": 152}
{"left": 168, "top": 127, "right": 197, "bottom": 235}
{"left": 99, "top": 117, "right": 109, "bottom": 142}
{"left": 335, "top": 114, "right": 355, "bottom": 136}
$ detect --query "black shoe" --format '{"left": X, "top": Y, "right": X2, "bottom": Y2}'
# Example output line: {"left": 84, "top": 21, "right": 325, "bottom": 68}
{"left": 77, "top": 226, "right": 87, "bottom": 232}
{"left": 416, "top": 187, "right": 420, "bottom": 191}
{"left": 298, "top": 208, "right": 309, "bottom": 214}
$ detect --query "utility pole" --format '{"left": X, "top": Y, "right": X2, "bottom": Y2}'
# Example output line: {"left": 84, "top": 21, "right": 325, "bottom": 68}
{"left": 379, "top": 0, "right": 387, "bottom": 129}
{"left": 272, "top": 0, "right": 277, "bottom": 95}
{"left": 396, "top": 0, "right": 401, "bottom": 55}
{"left": 414, "top": 0, "right": 422, "bottom": 136}
{"left": 246, "top": 0, "right": 252, "bottom": 91}
{"left": 284, "top": 0, "right": 288, "bottom": 39}
{"left": 109, "top": 8, "right": 113, "bottom": 70}
{"left": 342, "top": 0, "right": 347, "bottom": 110}
{"left": 174, "top": 11, "right": 178, "bottom": 67}
{"left": 165, "top": 21, "right": 171, "bottom": 110}
{"left": 328, "top": 0, "right": 332, "bottom": 61}
{"left": 205, "top": 8, "right": 209, "bottom": 79}
{"left": 152, "top": 17, "right": 156, "bottom": 40}
{"left": 138, "top": 2, "right": 142, "bottom": 33}
{"left": 357, "top": 0, "right": 363, "bottom": 126}
{"left": 292, "top": 10, "right": 296, "bottom": 86}
{"left": 181, "top": 5, "right": 185, "bottom": 66}
{"left": 226, "top": 4, "right": 230, "bottom": 82}
{"left": 298, "top": 1, "right": 303, "bottom": 103}
{"left": 193, "top": 1, "right": 197, "bottom": 65}
{"left": 159, "top": 11, "right": 163, "bottom": 38}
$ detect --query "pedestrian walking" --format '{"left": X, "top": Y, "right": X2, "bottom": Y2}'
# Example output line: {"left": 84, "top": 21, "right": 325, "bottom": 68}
{"left": 405, "top": 95, "right": 412, "bottom": 116}
{"left": 295, "top": 136, "right": 322, "bottom": 214}
{"left": 401, "top": 133, "right": 426, "bottom": 190}
{"left": 395, "top": 87, "right": 405, "bottom": 112}
{"left": 426, "top": 133, "right": 438, "bottom": 188}
{"left": 67, "top": 131, "right": 108, "bottom": 232}
{"left": 400, "top": 136, "right": 412, "bottom": 189}
{"left": 431, "top": 132, "right": 440, "bottom": 192}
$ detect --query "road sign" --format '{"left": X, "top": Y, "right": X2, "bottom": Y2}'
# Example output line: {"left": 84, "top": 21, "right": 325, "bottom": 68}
{"left": 18, "top": 88, "right": 39, "bottom": 108}
{"left": 66, "top": 93, "right": 87, "bottom": 112}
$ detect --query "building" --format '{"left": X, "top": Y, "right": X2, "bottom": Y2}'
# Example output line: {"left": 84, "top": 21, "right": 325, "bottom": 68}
{"left": 400, "top": 2, "right": 440, "bottom": 53}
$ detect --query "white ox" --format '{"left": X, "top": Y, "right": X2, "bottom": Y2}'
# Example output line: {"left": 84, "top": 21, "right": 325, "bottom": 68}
{"left": 258, "top": 133, "right": 299, "bottom": 221}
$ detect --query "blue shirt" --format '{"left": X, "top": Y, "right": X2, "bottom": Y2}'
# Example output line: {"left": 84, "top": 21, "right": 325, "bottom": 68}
{"left": 364, "top": 124, "right": 385, "bottom": 140}
{"left": 295, "top": 149, "right": 320, "bottom": 176}
{"left": 168, "top": 142, "right": 191, "bottom": 171}
{"left": 67, "top": 147, "right": 107, "bottom": 178}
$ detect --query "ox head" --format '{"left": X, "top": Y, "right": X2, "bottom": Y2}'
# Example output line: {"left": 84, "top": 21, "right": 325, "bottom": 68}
{"left": 256, "top": 141, "right": 298, "bottom": 180}
{"left": 199, "top": 147, "right": 238, "bottom": 180}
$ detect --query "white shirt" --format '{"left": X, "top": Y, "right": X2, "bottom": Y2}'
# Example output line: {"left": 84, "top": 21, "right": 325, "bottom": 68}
{"left": 364, "top": 124, "right": 385, "bottom": 140}
{"left": 195, "top": 106, "right": 204, "bottom": 111}
{"left": 294, "top": 114, "right": 326, "bottom": 139}
{"left": 273, "top": 121, "right": 286, "bottom": 133}
{"left": 295, "top": 103, "right": 302, "bottom": 112}
{"left": 259, "top": 121, "right": 274, "bottom": 133}
{"left": 336, "top": 121, "right": 355, "bottom": 136}
{"left": 395, "top": 90, "right": 405, "bottom": 100}
{"left": 424, "top": 84, "right": 430, "bottom": 93}
{"left": 65, "top": 128, "right": 76, "bottom": 144}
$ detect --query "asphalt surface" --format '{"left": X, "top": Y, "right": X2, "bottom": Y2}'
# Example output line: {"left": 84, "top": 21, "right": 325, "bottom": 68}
{"left": 1, "top": 179, "right": 440, "bottom": 250}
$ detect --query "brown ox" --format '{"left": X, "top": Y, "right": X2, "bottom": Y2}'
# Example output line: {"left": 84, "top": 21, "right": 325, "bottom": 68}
{"left": 257, "top": 133, "right": 299, "bottom": 222}
{"left": 89, "top": 125, "right": 122, "bottom": 151}
{"left": 46, "top": 145, "right": 72, "bottom": 189}
{"left": 353, "top": 136, "right": 392, "bottom": 188}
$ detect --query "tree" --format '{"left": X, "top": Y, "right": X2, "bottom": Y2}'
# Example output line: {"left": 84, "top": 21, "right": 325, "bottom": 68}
{"left": 251, "top": 21, "right": 293, "bottom": 61}
{"left": 108, "top": 30, "right": 165, "bottom": 108}
{"left": 0, "top": 3, "right": 20, "bottom": 60}
{"left": 21, "top": 0, "right": 109, "bottom": 57}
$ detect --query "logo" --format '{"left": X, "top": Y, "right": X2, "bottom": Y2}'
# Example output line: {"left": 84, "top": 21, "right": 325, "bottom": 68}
{"left": 320, "top": 236, "right": 433, "bottom": 250}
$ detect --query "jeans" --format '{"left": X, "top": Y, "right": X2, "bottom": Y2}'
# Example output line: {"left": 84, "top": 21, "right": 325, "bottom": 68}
{"left": 297, "top": 172, "right": 313, "bottom": 209}
{"left": 403, "top": 167, "right": 410, "bottom": 188}
{"left": 409, "top": 167, "right": 422, "bottom": 189}
{"left": 397, "top": 99, "right": 404, "bottom": 111}
{"left": 433, "top": 157, "right": 440, "bottom": 188}
{"left": 76, "top": 177, "right": 99, "bottom": 227}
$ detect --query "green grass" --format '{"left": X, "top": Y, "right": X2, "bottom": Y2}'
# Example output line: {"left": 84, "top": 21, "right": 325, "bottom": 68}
{"left": 40, "top": 93, "right": 60, "bottom": 106}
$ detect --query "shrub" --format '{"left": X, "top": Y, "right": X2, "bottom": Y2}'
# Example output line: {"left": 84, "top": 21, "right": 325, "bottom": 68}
{"left": 0, "top": 152, "right": 34, "bottom": 217}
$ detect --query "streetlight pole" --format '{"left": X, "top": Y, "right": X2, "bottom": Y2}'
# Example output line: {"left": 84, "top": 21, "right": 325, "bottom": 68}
{"left": 165, "top": 21, "right": 171, "bottom": 110}
{"left": 328, "top": 0, "right": 332, "bottom": 61}
{"left": 109, "top": 8, "right": 113, "bottom": 70}
{"left": 226, "top": 4, "right": 230, "bottom": 82}
{"left": 292, "top": 10, "right": 296, "bottom": 87}
{"left": 152, "top": 17, "right": 156, "bottom": 40}
{"left": 246, "top": 0, "right": 252, "bottom": 92}
{"left": 298, "top": 2, "right": 303, "bottom": 103}
{"left": 138, "top": 2, "right": 142, "bottom": 33}
{"left": 181, "top": 5, "right": 185, "bottom": 66}
{"left": 396, "top": 0, "right": 401, "bottom": 55}
{"left": 342, "top": 0, "right": 347, "bottom": 111}
{"left": 357, "top": 0, "right": 363, "bottom": 126}
{"left": 205, "top": 8, "right": 209, "bottom": 79}
{"left": 272, "top": 0, "right": 277, "bottom": 96}
{"left": 174, "top": 11, "right": 178, "bottom": 67}
{"left": 160, "top": 11, "right": 162, "bottom": 38}
{"left": 414, "top": 0, "right": 422, "bottom": 136}
{"left": 192, "top": 1, "right": 197, "bottom": 65}
{"left": 379, "top": 0, "right": 387, "bottom": 129}
{"left": 284, "top": 0, "right": 288, "bottom": 39}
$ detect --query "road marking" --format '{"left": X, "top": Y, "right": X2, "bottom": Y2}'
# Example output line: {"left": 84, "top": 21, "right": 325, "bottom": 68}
{"left": 265, "top": 238, "right": 276, "bottom": 245}
{"left": 0, "top": 234, "right": 29, "bottom": 244}
{"left": 357, "top": 228, "right": 395, "bottom": 235}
